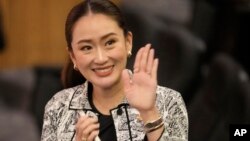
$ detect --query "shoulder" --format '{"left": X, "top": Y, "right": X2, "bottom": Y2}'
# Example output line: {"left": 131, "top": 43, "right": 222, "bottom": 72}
{"left": 44, "top": 85, "right": 82, "bottom": 111}
{"left": 155, "top": 85, "right": 187, "bottom": 115}
{"left": 156, "top": 85, "right": 183, "bottom": 102}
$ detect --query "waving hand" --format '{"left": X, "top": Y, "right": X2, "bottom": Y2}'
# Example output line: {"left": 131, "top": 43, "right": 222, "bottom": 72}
{"left": 122, "top": 44, "right": 159, "bottom": 113}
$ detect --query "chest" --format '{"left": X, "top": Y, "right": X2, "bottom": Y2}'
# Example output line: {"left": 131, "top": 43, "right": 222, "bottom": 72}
{"left": 56, "top": 108, "right": 146, "bottom": 141}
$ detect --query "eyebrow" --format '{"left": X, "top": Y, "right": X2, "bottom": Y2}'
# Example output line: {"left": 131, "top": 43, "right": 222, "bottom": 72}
{"left": 76, "top": 32, "right": 117, "bottom": 44}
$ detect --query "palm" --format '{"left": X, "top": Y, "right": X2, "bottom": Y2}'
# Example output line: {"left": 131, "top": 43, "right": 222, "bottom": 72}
{"left": 122, "top": 44, "right": 158, "bottom": 112}
{"left": 125, "top": 71, "right": 157, "bottom": 111}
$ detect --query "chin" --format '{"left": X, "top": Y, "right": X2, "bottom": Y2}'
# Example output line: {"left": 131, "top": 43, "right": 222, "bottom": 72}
{"left": 92, "top": 76, "right": 120, "bottom": 89}
{"left": 94, "top": 81, "right": 115, "bottom": 89}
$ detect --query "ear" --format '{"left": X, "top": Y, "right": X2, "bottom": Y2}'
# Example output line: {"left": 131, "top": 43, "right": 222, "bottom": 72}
{"left": 125, "top": 31, "right": 133, "bottom": 53}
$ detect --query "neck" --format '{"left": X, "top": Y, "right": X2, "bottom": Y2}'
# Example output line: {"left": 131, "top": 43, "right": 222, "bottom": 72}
{"left": 92, "top": 81, "right": 124, "bottom": 115}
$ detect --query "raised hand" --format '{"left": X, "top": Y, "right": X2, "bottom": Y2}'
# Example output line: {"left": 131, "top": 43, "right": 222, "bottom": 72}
{"left": 122, "top": 44, "right": 159, "bottom": 113}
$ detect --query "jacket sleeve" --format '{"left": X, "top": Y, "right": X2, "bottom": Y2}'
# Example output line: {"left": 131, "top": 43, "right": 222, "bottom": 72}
{"left": 156, "top": 87, "right": 189, "bottom": 141}
{"left": 41, "top": 98, "right": 58, "bottom": 141}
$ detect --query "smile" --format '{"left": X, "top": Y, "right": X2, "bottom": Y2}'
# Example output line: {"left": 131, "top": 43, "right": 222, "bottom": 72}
{"left": 92, "top": 65, "right": 114, "bottom": 77}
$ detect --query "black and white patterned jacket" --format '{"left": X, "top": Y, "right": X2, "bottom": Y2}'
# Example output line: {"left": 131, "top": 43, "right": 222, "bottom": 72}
{"left": 41, "top": 81, "right": 188, "bottom": 141}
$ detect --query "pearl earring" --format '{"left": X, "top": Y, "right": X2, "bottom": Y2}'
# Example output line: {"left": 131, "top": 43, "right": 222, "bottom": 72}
{"left": 73, "top": 64, "right": 78, "bottom": 71}
{"left": 128, "top": 51, "right": 132, "bottom": 57}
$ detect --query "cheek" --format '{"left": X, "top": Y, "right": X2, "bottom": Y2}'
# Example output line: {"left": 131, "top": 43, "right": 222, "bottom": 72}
{"left": 111, "top": 46, "right": 127, "bottom": 60}
{"left": 74, "top": 53, "right": 91, "bottom": 67}
{"left": 111, "top": 50, "right": 128, "bottom": 68}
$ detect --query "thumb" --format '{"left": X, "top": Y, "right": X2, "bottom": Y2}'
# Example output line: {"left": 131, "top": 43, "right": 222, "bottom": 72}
{"left": 122, "top": 69, "right": 132, "bottom": 91}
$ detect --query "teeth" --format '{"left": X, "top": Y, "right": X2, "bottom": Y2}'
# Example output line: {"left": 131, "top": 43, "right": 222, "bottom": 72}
{"left": 96, "top": 67, "right": 111, "bottom": 72}
{"left": 94, "top": 66, "right": 113, "bottom": 73}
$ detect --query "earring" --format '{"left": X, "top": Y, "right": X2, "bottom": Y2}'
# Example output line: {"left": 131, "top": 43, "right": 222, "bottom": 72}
{"left": 73, "top": 64, "right": 78, "bottom": 71}
{"left": 128, "top": 51, "right": 132, "bottom": 58}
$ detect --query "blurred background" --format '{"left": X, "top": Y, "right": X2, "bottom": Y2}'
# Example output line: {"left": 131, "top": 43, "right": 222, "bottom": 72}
{"left": 0, "top": 0, "right": 249, "bottom": 140}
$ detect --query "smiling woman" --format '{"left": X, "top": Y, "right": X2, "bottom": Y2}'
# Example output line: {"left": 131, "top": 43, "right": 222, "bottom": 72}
{"left": 41, "top": 0, "right": 188, "bottom": 141}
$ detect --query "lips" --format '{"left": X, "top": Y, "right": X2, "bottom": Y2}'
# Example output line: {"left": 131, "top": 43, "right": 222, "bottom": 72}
{"left": 92, "top": 65, "right": 114, "bottom": 77}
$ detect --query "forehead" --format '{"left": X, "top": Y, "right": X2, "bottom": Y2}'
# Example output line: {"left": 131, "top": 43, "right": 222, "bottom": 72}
{"left": 72, "top": 13, "right": 122, "bottom": 39}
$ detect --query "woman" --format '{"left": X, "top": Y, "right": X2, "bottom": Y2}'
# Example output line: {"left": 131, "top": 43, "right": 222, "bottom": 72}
{"left": 41, "top": 0, "right": 188, "bottom": 141}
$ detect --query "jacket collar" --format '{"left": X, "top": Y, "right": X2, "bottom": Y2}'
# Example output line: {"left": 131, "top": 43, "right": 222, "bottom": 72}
{"left": 69, "top": 81, "right": 92, "bottom": 110}
{"left": 68, "top": 81, "right": 129, "bottom": 110}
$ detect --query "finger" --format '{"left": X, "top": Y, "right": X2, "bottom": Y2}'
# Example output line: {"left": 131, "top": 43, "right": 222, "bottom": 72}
{"left": 140, "top": 44, "right": 151, "bottom": 72}
{"left": 76, "top": 115, "right": 88, "bottom": 139}
{"left": 152, "top": 58, "right": 159, "bottom": 81}
{"left": 76, "top": 127, "right": 86, "bottom": 141}
{"left": 76, "top": 117, "right": 98, "bottom": 137}
{"left": 133, "top": 47, "right": 144, "bottom": 73}
{"left": 82, "top": 123, "right": 99, "bottom": 140}
{"left": 146, "top": 48, "right": 155, "bottom": 75}
{"left": 76, "top": 115, "right": 88, "bottom": 126}
{"left": 76, "top": 116, "right": 88, "bottom": 130}
{"left": 122, "top": 69, "right": 132, "bottom": 91}
{"left": 83, "top": 123, "right": 99, "bottom": 135}
{"left": 76, "top": 128, "right": 81, "bottom": 141}
{"left": 87, "top": 130, "right": 100, "bottom": 141}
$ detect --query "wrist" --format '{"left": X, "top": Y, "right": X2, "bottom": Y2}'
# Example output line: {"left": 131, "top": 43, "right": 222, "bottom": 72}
{"left": 138, "top": 107, "right": 160, "bottom": 123}
{"left": 144, "top": 116, "right": 164, "bottom": 132}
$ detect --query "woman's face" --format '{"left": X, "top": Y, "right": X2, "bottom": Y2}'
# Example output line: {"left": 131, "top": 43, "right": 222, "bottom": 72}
{"left": 70, "top": 13, "right": 132, "bottom": 89}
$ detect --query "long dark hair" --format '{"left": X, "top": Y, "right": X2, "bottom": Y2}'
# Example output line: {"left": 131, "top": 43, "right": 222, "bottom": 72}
{"left": 62, "top": 0, "right": 128, "bottom": 88}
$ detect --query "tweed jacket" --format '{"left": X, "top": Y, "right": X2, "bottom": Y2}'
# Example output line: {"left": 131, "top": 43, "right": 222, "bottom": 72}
{"left": 41, "top": 81, "right": 188, "bottom": 141}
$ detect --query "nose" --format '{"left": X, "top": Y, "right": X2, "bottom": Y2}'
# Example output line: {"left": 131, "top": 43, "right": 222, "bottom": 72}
{"left": 94, "top": 48, "right": 108, "bottom": 64}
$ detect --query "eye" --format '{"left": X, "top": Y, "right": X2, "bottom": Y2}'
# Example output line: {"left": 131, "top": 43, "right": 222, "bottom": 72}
{"left": 80, "top": 45, "right": 93, "bottom": 52}
{"left": 105, "top": 39, "right": 116, "bottom": 46}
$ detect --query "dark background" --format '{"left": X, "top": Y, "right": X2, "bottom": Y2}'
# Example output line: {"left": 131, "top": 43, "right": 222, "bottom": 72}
{"left": 0, "top": 0, "right": 250, "bottom": 140}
